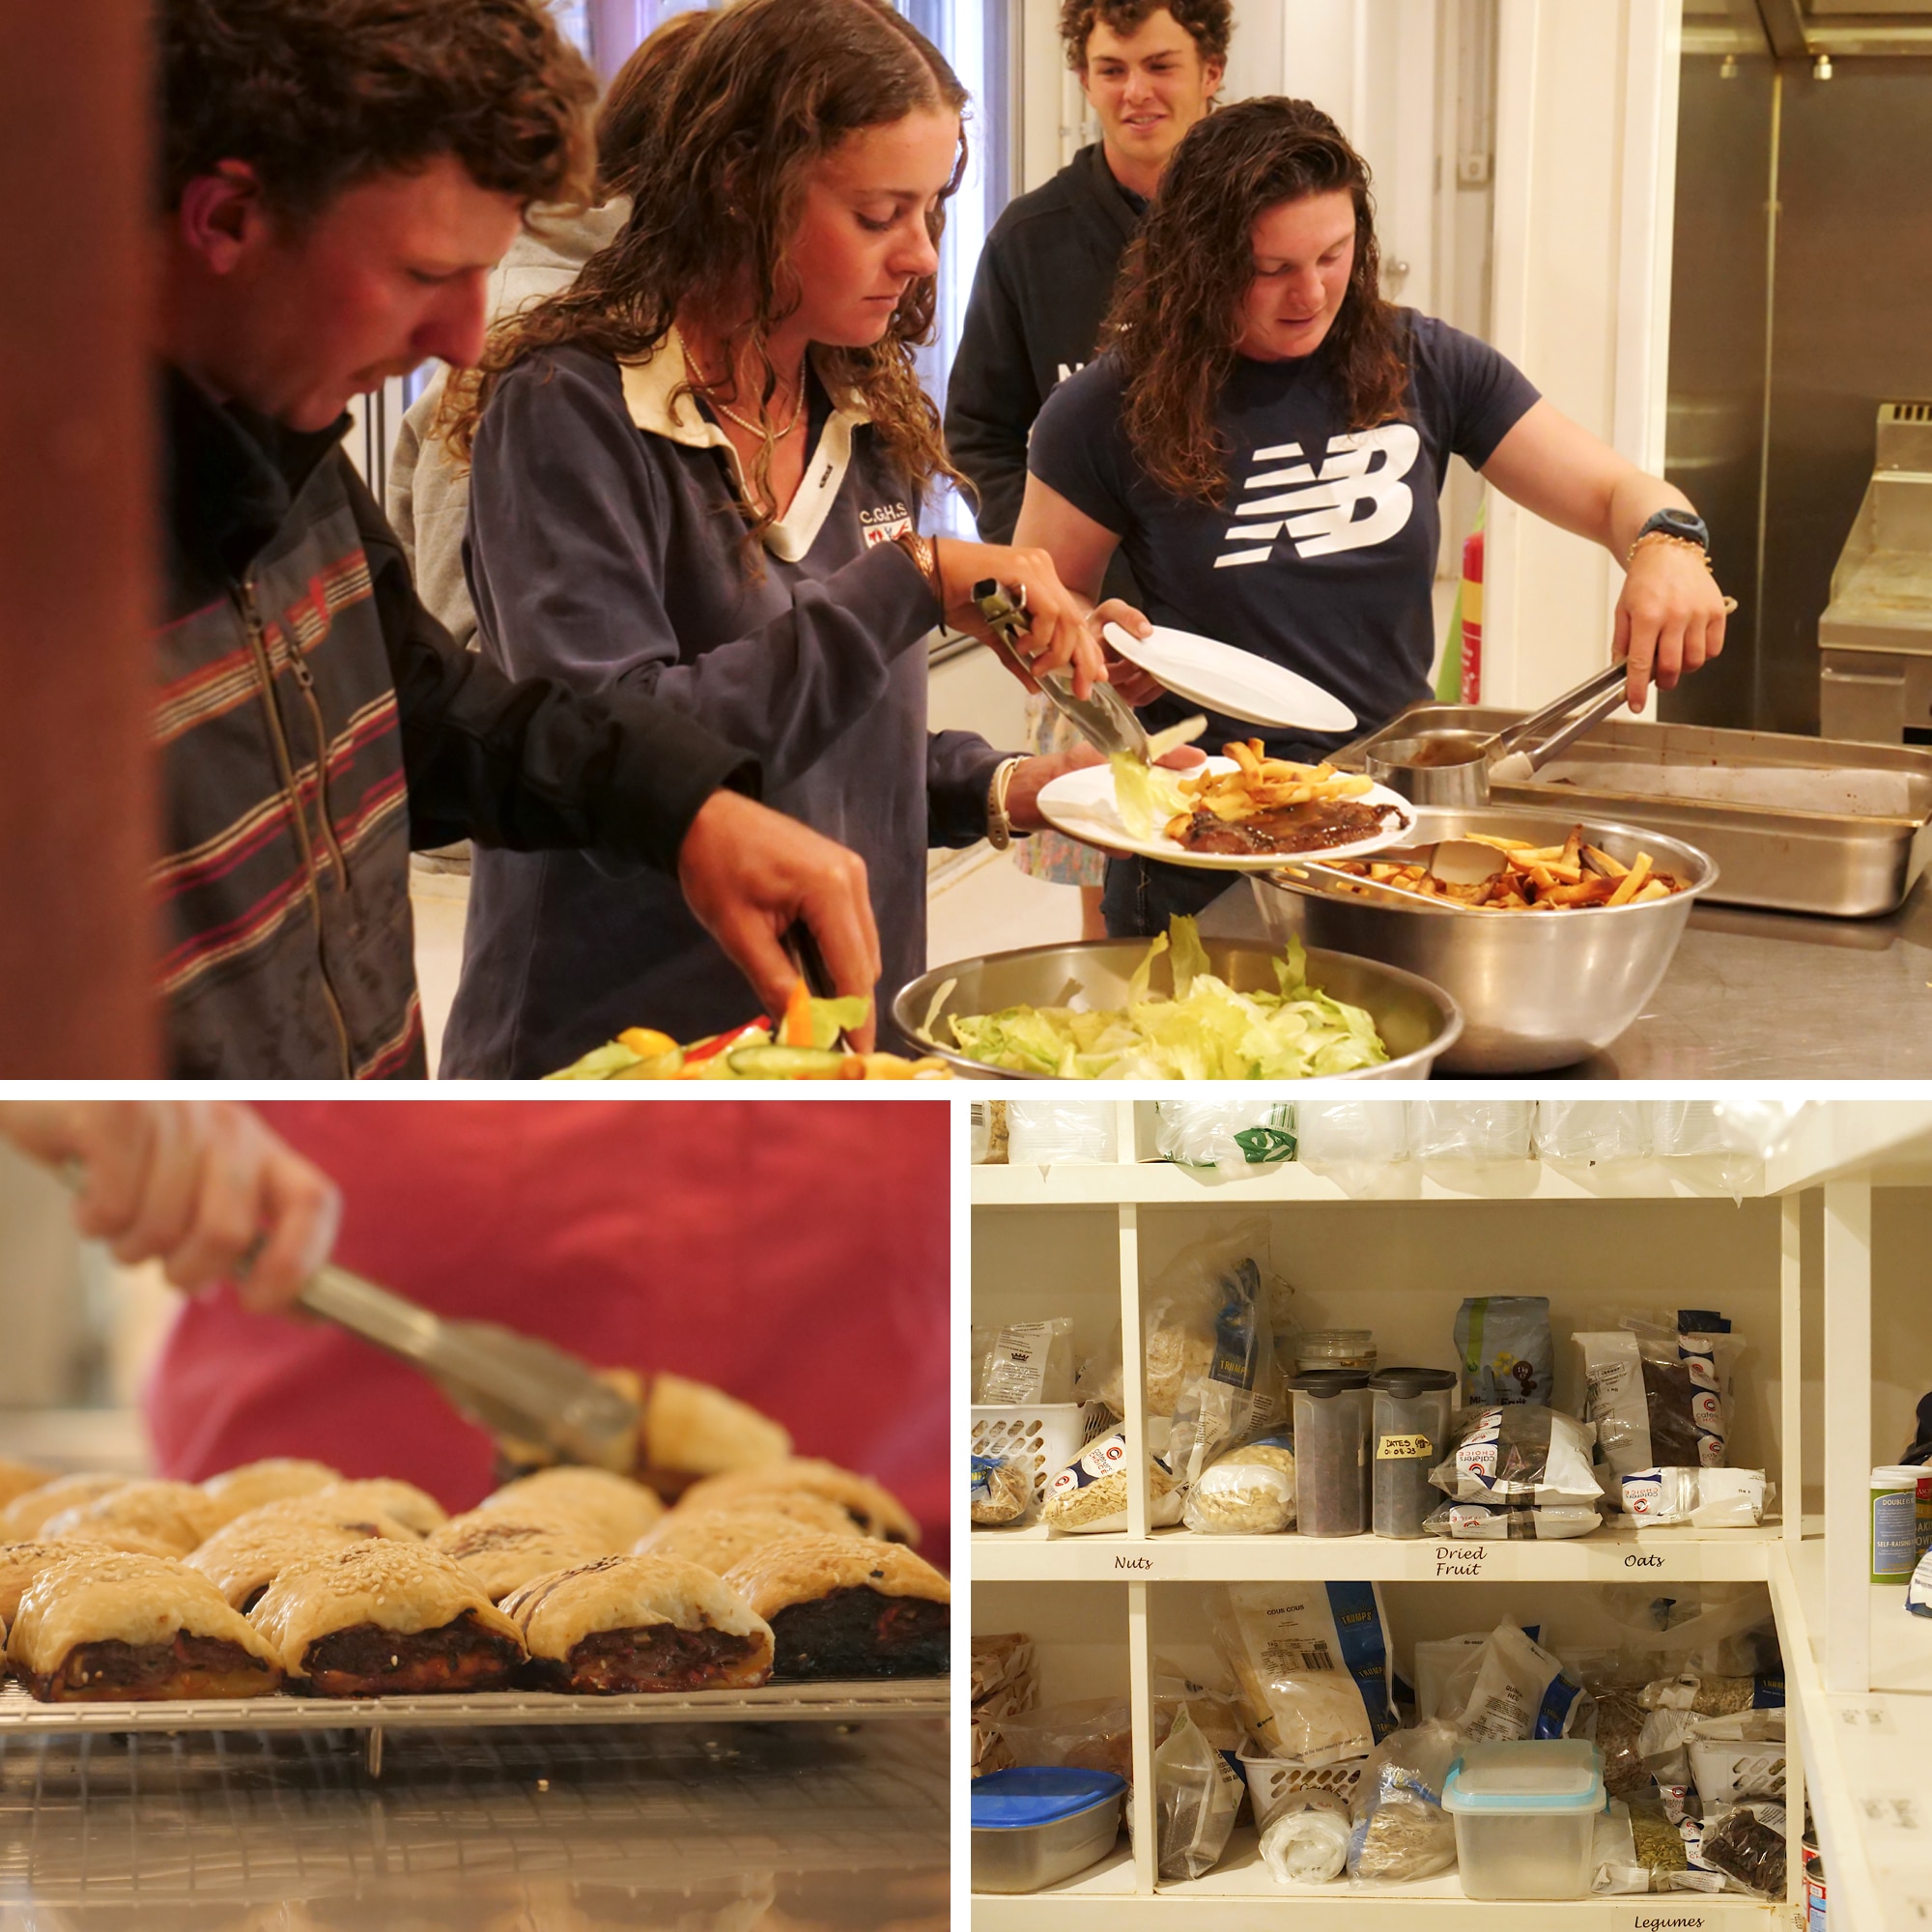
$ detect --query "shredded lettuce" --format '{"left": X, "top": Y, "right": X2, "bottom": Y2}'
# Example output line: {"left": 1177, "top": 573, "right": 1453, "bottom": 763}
{"left": 943, "top": 917, "right": 1391, "bottom": 1080}
{"left": 809, "top": 996, "right": 873, "bottom": 1051}
{"left": 1109, "top": 753, "right": 1194, "bottom": 841}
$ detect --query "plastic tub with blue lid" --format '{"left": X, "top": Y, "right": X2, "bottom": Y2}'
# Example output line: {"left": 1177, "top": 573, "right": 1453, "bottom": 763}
{"left": 972, "top": 1767, "right": 1127, "bottom": 1893}
{"left": 1440, "top": 1739, "right": 1605, "bottom": 1898}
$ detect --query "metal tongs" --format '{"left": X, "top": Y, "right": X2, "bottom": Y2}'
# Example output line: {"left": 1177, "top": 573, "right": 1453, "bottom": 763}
{"left": 973, "top": 579, "right": 1157, "bottom": 762}
{"left": 59, "top": 1161, "right": 640, "bottom": 1469}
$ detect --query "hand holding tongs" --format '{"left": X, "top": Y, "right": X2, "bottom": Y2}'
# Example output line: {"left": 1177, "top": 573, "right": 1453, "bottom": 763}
{"left": 1485, "top": 660, "right": 1633, "bottom": 783}
{"left": 972, "top": 579, "right": 1159, "bottom": 763}
{"left": 58, "top": 1161, "right": 640, "bottom": 1469}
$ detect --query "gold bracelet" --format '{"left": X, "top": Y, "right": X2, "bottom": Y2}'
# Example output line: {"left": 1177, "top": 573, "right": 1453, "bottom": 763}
{"left": 985, "top": 754, "right": 1026, "bottom": 852}
{"left": 1627, "top": 529, "right": 1713, "bottom": 570}
{"left": 895, "top": 529, "right": 943, "bottom": 608}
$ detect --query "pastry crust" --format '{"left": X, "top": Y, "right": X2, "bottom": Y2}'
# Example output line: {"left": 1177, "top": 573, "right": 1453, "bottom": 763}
{"left": 639, "top": 1372, "right": 792, "bottom": 1482}
{"left": 248, "top": 1540, "right": 526, "bottom": 1691}
{"left": 672, "top": 1486, "right": 878, "bottom": 1541}
{"left": 41, "top": 1480, "right": 225, "bottom": 1556}
{"left": 8, "top": 1548, "right": 283, "bottom": 1699}
{"left": 721, "top": 1535, "right": 949, "bottom": 1683}
{"left": 0, "top": 1541, "right": 85, "bottom": 1626}
{"left": 0, "top": 1456, "right": 54, "bottom": 1513}
{"left": 310, "top": 1478, "right": 446, "bottom": 1537}
{"left": 476, "top": 1468, "right": 663, "bottom": 1546}
{"left": 499, "top": 1554, "right": 773, "bottom": 1690}
{"left": 427, "top": 1510, "right": 617, "bottom": 1603}
{"left": 200, "top": 1459, "right": 342, "bottom": 1525}
{"left": 0, "top": 1472, "right": 132, "bottom": 1543}
{"left": 677, "top": 1461, "right": 919, "bottom": 1544}
{"left": 187, "top": 1497, "right": 418, "bottom": 1610}
{"left": 635, "top": 1508, "right": 863, "bottom": 1576}
{"left": 721, "top": 1535, "right": 950, "bottom": 1621}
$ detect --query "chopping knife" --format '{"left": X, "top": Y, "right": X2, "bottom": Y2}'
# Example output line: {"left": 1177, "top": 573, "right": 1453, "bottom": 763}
{"left": 973, "top": 580, "right": 1205, "bottom": 763}
{"left": 58, "top": 1161, "right": 640, "bottom": 1470}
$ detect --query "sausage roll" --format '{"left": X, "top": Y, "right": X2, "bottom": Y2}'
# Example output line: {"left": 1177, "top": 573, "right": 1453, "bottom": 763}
{"left": 476, "top": 1468, "right": 663, "bottom": 1547}
{"left": 8, "top": 1549, "right": 283, "bottom": 1701}
{"left": 678, "top": 1461, "right": 920, "bottom": 1545}
{"left": 722, "top": 1535, "right": 949, "bottom": 1680}
{"left": 499, "top": 1555, "right": 773, "bottom": 1694}
{"left": 635, "top": 1507, "right": 863, "bottom": 1577}
{"left": 426, "top": 1510, "right": 616, "bottom": 1603}
{"left": 248, "top": 1541, "right": 526, "bottom": 1696}
{"left": 200, "top": 1458, "right": 342, "bottom": 1525}
{"left": 0, "top": 1541, "right": 85, "bottom": 1628}
{"left": 636, "top": 1371, "right": 792, "bottom": 1489}
{"left": 0, "top": 1472, "right": 130, "bottom": 1543}
{"left": 186, "top": 1497, "right": 417, "bottom": 1611}
{"left": 672, "top": 1485, "right": 877, "bottom": 1542}
{"left": 41, "top": 1480, "right": 225, "bottom": 1556}
{"left": 0, "top": 1457, "right": 53, "bottom": 1514}
{"left": 310, "top": 1478, "right": 446, "bottom": 1537}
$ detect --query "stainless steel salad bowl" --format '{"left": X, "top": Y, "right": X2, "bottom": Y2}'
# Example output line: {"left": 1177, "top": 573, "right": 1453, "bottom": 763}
{"left": 1251, "top": 806, "right": 1718, "bottom": 1074}
{"left": 893, "top": 937, "right": 1463, "bottom": 1079}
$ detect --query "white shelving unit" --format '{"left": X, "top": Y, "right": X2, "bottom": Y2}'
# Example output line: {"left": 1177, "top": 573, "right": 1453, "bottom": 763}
{"left": 972, "top": 1100, "right": 1932, "bottom": 1931}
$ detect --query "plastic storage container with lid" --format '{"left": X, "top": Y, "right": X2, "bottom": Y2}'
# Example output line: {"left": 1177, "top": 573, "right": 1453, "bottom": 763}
{"left": 1295, "top": 1329, "right": 1377, "bottom": 1374}
{"left": 1368, "top": 1367, "right": 1458, "bottom": 1538}
{"left": 1440, "top": 1739, "right": 1605, "bottom": 1899}
{"left": 972, "top": 1767, "right": 1127, "bottom": 1893}
{"left": 1286, "top": 1370, "right": 1370, "bottom": 1535}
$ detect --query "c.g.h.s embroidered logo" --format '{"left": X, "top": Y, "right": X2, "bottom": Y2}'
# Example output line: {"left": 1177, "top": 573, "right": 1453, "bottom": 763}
{"left": 1213, "top": 424, "right": 1420, "bottom": 567}
{"left": 860, "top": 500, "right": 915, "bottom": 547}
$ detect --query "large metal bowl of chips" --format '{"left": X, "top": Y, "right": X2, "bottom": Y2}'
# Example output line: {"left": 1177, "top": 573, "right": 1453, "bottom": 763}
{"left": 1251, "top": 807, "right": 1718, "bottom": 1074}
{"left": 893, "top": 937, "right": 1462, "bottom": 1079}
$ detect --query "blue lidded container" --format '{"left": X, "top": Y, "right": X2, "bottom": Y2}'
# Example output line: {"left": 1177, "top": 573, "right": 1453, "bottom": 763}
{"left": 972, "top": 1767, "right": 1128, "bottom": 1893}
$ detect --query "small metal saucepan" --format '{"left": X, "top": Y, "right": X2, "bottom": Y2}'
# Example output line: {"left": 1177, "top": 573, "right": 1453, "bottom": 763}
{"left": 1366, "top": 661, "right": 1632, "bottom": 806}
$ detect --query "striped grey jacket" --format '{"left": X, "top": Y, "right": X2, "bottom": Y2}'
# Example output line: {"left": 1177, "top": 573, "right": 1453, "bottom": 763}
{"left": 156, "top": 369, "right": 753, "bottom": 1077}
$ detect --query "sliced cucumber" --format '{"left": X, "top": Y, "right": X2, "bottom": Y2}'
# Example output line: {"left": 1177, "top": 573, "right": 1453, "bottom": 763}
{"left": 724, "top": 1045, "right": 850, "bottom": 1079}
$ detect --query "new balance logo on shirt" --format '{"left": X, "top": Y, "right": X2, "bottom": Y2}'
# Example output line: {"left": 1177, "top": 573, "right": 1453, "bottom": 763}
{"left": 1213, "top": 424, "right": 1421, "bottom": 567}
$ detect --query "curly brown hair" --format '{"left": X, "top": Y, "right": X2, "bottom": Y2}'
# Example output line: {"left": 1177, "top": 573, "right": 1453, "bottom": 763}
{"left": 440, "top": 0, "right": 965, "bottom": 558}
{"left": 160, "top": 0, "right": 594, "bottom": 221}
{"left": 1102, "top": 97, "right": 1410, "bottom": 506}
{"left": 592, "top": 11, "right": 712, "bottom": 204}
{"left": 1059, "top": 0, "right": 1234, "bottom": 70}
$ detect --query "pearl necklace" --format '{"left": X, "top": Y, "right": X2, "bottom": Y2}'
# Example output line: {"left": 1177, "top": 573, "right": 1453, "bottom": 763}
{"left": 681, "top": 343, "right": 807, "bottom": 441}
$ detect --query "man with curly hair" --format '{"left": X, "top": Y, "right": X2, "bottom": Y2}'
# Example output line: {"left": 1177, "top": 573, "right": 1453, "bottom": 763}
{"left": 944, "top": 2, "right": 1230, "bottom": 933}
{"left": 155, "top": 0, "right": 880, "bottom": 1077}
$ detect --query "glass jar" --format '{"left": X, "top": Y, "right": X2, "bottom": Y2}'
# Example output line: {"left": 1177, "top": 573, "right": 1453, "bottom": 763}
{"left": 1286, "top": 1371, "right": 1371, "bottom": 1536}
{"left": 1369, "top": 1368, "right": 1458, "bottom": 1538}
{"left": 1296, "top": 1330, "right": 1377, "bottom": 1375}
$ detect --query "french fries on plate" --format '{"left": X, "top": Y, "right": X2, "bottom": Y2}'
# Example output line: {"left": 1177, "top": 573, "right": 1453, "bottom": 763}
{"left": 1167, "top": 740, "right": 1377, "bottom": 838}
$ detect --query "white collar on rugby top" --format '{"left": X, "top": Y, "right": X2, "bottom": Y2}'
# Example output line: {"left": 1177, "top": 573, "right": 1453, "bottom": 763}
{"left": 619, "top": 326, "right": 872, "bottom": 564}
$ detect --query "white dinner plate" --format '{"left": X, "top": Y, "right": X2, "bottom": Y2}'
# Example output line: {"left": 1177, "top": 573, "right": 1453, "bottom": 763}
{"left": 1102, "top": 621, "right": 1357, "bottom": 734}
{"left": 1035, "top": 757, "right": 1416, "bottom": 873}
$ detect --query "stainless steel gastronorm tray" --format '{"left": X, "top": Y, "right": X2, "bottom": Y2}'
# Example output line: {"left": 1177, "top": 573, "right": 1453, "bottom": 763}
{"left": 1341, "top": 704, "right": 1932, "bottom": 917}
{"left": 0, "top": 1677, "right": 946, "bottom": 1742}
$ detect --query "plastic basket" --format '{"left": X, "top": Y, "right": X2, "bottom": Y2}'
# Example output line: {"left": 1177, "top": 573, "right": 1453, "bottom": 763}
{"left": 972, "top": 1403, "right": 1113, "bottom": 1508}
{"left": 1236, "top": 1744, "right": 1368, "bottom": 1831}
{"left": 1687, "top": 1740, "right": 1786, "bottom": 1803}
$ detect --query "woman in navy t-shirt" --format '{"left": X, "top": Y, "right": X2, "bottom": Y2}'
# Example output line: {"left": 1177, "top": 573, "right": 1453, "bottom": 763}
{"left": 1017, "top": 97, "right": 1728, "bottom": 937}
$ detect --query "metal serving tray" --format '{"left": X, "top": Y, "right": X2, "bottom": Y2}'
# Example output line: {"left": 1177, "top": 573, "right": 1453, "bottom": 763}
{"left": 1340, "top": 703, "right": 1932, "bottom": 918}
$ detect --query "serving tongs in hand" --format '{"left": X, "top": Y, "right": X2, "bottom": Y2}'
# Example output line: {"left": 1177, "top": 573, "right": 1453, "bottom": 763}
{"left": 57, "top": 1161, "right": 639, "bottom": 1469}
{"left": 973, "top": 579, "right": 1157, "bottom": 763}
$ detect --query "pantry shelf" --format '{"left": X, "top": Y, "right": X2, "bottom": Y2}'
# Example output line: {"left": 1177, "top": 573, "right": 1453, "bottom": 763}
{"left": 970, "top": 1160, "right": 1763, "bottom": 1208}
{"left": 975, "top": 1824, "right": 1779, "bottom": 1925}
{"left": 1770, "top": 1538, "right": 1932, "bottom": 1931}
{"left": 971, "top": 1520, "right": 1783, "bottom": 1585}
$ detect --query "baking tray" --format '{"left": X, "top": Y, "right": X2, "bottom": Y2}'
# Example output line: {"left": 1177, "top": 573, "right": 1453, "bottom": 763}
{"left": 1340, "top": 703, "right": 1932, "bottom": 918}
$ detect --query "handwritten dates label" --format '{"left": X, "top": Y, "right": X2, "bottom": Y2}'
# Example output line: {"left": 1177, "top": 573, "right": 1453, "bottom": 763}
{"left": 1434, "top": 1544, "right": 1486, "bottom": 1578}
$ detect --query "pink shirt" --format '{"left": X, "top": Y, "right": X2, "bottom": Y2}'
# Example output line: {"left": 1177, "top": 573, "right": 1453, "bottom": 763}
{"left": 145, "top": 1100, "right": 949, "bottom": 1548}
